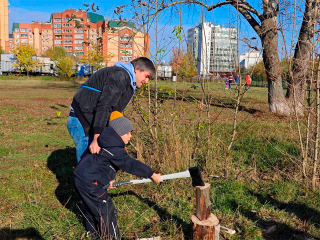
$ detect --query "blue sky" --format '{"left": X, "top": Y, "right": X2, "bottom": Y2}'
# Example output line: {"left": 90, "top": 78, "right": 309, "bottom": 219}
{"left": 8, "top": 0, "right": 260, "bottom": 61}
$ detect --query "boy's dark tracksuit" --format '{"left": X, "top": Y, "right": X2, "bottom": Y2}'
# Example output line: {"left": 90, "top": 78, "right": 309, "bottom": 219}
{"left": 74, "top": 127, "right": 154, "bottom": 239}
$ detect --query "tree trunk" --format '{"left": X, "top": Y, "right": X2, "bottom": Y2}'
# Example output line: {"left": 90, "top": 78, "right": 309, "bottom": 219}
{"left": 286, "top": 0, "right": 320, "bottom": 116}
{"left": 260, "top": 15, "right": 291, "bottom": 115}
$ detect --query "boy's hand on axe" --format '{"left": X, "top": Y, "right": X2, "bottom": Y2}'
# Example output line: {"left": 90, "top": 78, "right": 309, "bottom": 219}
{"left": 151, "top": 173, "right": 163, "bottom": 183}
{"left": 107, "top": 180, "right": 116, "bottom": 190}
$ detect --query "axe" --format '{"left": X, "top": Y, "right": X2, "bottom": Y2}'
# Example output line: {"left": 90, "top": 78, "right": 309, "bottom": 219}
{"left": 103, "top": 167, "right": 205, "bottom": 189}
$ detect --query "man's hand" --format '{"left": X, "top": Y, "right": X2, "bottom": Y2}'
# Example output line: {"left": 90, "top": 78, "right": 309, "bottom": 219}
{"left": 89, "top": 134, "right": 101, "bottom": 154}
{"left": 151, "top": 173, "right": 163, "bottom": 183}
{"left": 107, "top": 180, "right": 116, "bottom": 190}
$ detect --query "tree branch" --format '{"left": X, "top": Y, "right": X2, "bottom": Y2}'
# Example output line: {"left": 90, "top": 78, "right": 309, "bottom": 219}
{"left": 135, "top": 0, "right": 262, "bottom": 31}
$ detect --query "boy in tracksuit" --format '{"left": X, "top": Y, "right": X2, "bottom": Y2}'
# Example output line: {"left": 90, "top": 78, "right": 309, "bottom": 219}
{"left": 74, "top": 111, "right": 162, "bottom": 239}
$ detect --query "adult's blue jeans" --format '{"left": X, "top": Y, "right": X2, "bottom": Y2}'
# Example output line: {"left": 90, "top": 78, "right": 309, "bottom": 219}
{"left": 67, "top": 115, "right": 90, "bottom": 162}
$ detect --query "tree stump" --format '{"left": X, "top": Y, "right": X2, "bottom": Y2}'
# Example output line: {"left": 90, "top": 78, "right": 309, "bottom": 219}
{"left": 191, "top": 213, "right": 220, "bottom": 240}
{"left": 191, "top": 183, "right": 220, "bottom": 240}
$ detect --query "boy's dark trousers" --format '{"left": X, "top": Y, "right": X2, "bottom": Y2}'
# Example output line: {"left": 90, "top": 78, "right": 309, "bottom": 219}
{"left": 74, "top": 177, "right": 120, "bottom": 240}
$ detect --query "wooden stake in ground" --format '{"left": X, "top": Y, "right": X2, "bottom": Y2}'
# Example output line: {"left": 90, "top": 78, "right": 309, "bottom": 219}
{"left": 191, "top": 183, "right": 220, "bottom": 240}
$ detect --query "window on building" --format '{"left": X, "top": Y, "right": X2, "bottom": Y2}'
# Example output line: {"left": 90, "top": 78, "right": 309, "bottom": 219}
{"left": 54, "top": 29, "right": 62, "bottom": 33}
{"left": 15, "top": 40, "right": 19, "bottom": 43}
{"left": 64, "top": 40, "right": 73, "bottom": 44}
{"left": 75, "top": 29, "right": 84, "bottom": 33}
{"left": 63, "top": 18, "right": 65, "bottom": 21}
{"left": 21, "top": 34, "right": 28, "bottom": 38}
{"left": 120, "top": 56, "right": 132, "bottom": 61}
{"left": 29, "top": 35, "right": 32, "bottom": 38}
{"left": 55, "top": 40, "right": 62, "bottom": 44}
{"left": 15, "top": 29, "right": 19, "bottom": 32}
{"left": 21, "top": 39, "right": 28, "bottom": 43}
{"left": 20, "top": 29, "right": 27, "bottom": 32}
{"left": 47, "top": 30, "right": 49, "bottom": 33}
{"left": 66, "top": 24, "right": 69, "bottom": 27}
{"left": 64, "top": 35, "right": 73, "bottom": 38}
{"left": 55, "top": 35, "right": 62, "bottom": 39}
{"left": 29, "top": 29, "right": 32, "bottom": 33}
{"left": 120, "top": 49, "right": 132, "bottom": 55}
{"left": 9, "top": 39, "right": 13, "bottom": 42}
{"left": 75, "top": 40, "right": 83, "bottom": 44}
{"left": 75, "top": 51, "right": 84, "bottom": 55}
{"left": 75, "top": 34, "right": 84, "bottom": 39}
{"left": 120, "top": 36, "right": 132, "bottom": 42}
{"left": 54, "top": 24, "right": 62, "bottom": 28}
{"left": 64, "top": 46, "right": 73, "bottom": 50}
{"left": 15, "top": 34, "right": 19, "bottom": 38}
{"left": 54, "top": 18, "right": 62, "bottom": 22}
{"left": 75, "top": 46, "right": 84, "bottom": 50}
{"left": 120, "top": 43, "right": 132, "bottom": 48}
{"left": 70, "top": 29, "right": 73, "bottom": 33}
{"left": 29, "top": 40, "right": 33, "bottom": 43}
{"left": 63, "top": 24, "right": 65, "bottom": 27}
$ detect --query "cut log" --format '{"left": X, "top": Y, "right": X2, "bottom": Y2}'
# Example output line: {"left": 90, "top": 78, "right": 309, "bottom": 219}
{"left": 196, "top": 183, "right": 211, "bottom": 221}
{"left": 191, "top": 213, "right": 220, "bottom": 240}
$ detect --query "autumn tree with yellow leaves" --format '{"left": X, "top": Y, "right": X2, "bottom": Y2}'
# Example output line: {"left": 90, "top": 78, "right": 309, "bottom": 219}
{"left": 55, "top": 55, "right": 74, "bottom": 80}
{"left": 80, "top": 42, "right": 113, "bottom": 74}
{"left": 12, "top": 44, "right": 40, "bottom": 77}
{"left": 170, "top": 47, "right": 197, "bottom": 81}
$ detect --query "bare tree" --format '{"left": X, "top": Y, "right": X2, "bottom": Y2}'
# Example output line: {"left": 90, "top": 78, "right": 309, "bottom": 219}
{"left": 128, "top": 0, "right": 320, "bottom": 116}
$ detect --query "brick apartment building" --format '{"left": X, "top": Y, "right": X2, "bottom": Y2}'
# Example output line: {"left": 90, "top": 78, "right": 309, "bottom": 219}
{"left": 0, "top": 0, "right": 9, "bottom": 51}
{"left": 5, "top": 9, "right": 149, "bottom": 64}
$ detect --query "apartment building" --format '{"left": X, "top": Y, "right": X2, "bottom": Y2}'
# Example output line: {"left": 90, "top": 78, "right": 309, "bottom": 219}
{"left": 9, "top": 9, "right": 149, "bottom": 64}
{"left": 187, "top": 22, "right": 237, "bottom": 76}
{"left": 0, "top": 0, "right": 9, "bottom": 51}
{"left": 50, "top": 9, "right": 104, "bottom": 56}
{"left": 11, "top": 22, "right": 50, "bottom": 55}
{"left": 7, "top": 34, "right": 13, "bottom": 51}
{"left": 102, "top": 20, "right": 149, "bottom": 66}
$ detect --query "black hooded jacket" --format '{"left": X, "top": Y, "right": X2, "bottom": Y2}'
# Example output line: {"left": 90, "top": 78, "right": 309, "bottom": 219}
{"left": 74, "top": 127, "right": 154, "bottom": 189}
{"left": 71, "top": 66, "right": 134, "bottom": 136}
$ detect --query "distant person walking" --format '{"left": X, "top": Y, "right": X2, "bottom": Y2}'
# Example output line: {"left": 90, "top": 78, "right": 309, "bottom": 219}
{"left": 245, "top": 74, "right": 252, "bottom": 90}
{"left": 228, "top": 76, "right": 233, "bottom": 90}
{"left": 225, "top": 77, "right": 229, "bottom": 90}
{"left": 235, "top": 75, "right": 239, "bottom": 85}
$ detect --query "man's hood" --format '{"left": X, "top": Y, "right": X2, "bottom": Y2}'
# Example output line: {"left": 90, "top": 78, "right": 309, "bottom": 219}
{"left": 114, "top": 61, "right": 136, "bottom": 91}
{"left": 98, "top": 126, "right": 125, "bottom": 148}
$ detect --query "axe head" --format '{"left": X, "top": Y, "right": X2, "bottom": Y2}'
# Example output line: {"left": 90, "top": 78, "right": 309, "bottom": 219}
{"left": 189, "top": 167, "right": 205, "bottom": 187}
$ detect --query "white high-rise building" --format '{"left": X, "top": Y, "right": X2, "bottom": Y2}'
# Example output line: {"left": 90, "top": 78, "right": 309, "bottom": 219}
{"left": 187, "top": 22, "right": 237, "bottom": 76}
{"left": 239, "top": 50, "right": 262, "bottom": 69}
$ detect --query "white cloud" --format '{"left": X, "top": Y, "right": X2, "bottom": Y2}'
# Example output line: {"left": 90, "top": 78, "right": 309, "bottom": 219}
{"left": 9, "top": 7, "right": 51, "bottom": 32}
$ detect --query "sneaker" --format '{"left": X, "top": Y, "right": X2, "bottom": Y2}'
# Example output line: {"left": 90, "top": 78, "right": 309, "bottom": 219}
{"left": 86, "top": 231, "right": 99, "bottom": 239}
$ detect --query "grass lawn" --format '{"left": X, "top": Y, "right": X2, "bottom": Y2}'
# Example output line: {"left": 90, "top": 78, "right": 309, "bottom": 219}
{"left": 0, "top": 78, "right": 319, "bottom": 239}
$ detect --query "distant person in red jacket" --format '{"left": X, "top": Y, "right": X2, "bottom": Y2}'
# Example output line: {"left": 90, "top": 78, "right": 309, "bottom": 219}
{"left": 245, "top": 74, "right": 251, "bottom": 90}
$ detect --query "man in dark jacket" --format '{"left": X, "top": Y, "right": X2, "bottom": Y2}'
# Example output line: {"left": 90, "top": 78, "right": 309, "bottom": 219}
{"left": 67, "top": 57, "right": 155, "bottom": 162}
{"left": 74, "top": 111, "right": 162, "bottom": 239}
